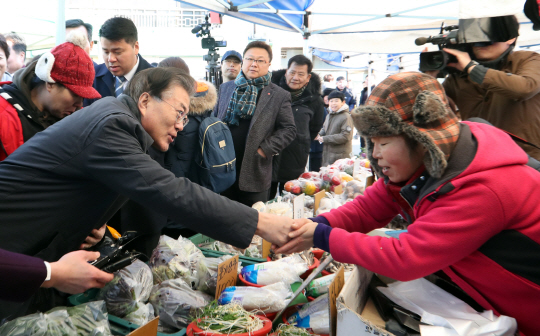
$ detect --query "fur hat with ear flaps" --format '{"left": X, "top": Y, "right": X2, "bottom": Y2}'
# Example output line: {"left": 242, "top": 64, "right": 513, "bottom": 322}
{"left": 352, "top": 72, "right": 460, "bottom": 179}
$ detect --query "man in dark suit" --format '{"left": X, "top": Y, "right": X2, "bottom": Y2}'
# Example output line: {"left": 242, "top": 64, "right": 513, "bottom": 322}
{"left": 214, "top": 41, "right": 296, "bottom": 206}
{"left": 84, "top": 17, "right": 153, "bottom": 107}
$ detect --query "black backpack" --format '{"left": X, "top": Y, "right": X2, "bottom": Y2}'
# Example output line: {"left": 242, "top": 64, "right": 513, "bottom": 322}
{"left": 195, "top": 117, "right": 236, "bottom": 193}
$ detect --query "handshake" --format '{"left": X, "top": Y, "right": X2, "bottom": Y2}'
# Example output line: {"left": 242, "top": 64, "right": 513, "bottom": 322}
{"left": 255, "top": 213, "right": 319, "bottom": 254}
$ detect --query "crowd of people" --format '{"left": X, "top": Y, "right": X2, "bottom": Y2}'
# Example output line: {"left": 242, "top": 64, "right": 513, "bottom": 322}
{"left": 0, "top": 13, "right": 539, "bottom": 334}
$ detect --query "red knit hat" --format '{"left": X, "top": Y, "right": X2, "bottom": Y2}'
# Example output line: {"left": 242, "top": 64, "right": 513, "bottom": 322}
{"left": 35, "top": 32, "right": 100, "bottom": 99}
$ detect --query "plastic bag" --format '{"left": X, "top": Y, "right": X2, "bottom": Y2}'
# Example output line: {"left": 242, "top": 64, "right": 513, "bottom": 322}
{"left": 241, "top": 255, "right": 309, "bottom": 285}
{"left": 149, "top": 235, "right": 194, "bottom": 286}
{"left": 331, "top": 158, "right": 355, "bottom": 175}
{"left": 97, "top": 259, "right": 153, "bottom": 318}
{"left": 149, "top": 278, "right": 213, "bottom": 330}
{"left": 306, "top": 271, "right": 352, "bottom": 297}
{"left": 340, "top": 180, "right": 365, "bottom": 203}
{"left": 378, "top": 278, "right": 517, "bottom": 336}
{"left": 283, "top": 180, "right": 303, "bottom": 195}
{"left": 315, "top": 194, "right": 342, "bottom": 215}
{"left": 0, "top": 310, "right": 79, "bottom": 336}
{"left": 124, "top": 302, "right": 155, "bottom": 326}
{"left": 218, "top": 282, "right": 293, "bottom": 313}
{"left": 319, "top": 167, "right": 342, "bottom": 186}
{"left": 196, "top": 255, "right": 240, "bottom": 295}
{"left": 61, "top": 301, "right": 111, "bottom": 336}
{"left": 288, "top": 294, "right": 329, "bottom": 334}
{"left": 265, "top": 199, "right": 293, "bottom": 218}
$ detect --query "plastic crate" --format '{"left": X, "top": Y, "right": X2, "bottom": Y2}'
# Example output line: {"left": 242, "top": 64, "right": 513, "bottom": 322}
{"left": 189, "top": 233, "right": 266, "bottom": 264}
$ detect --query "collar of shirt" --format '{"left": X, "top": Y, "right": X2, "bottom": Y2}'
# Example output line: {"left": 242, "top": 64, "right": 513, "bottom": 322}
{"left": 121, "top": 55, "right": 140, "bottom": 83}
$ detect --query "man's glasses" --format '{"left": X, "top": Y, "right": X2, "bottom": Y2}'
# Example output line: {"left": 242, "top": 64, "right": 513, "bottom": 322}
{"left": 157, "top": 98, "right": 189, "bottom": 127}
{"left": 244, "top": 57, "right": 268, "bottom": 65}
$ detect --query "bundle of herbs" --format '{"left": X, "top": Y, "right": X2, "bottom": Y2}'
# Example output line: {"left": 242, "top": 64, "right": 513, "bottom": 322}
{"left": 194, "top": 301, "right": 265, "bottom": 334}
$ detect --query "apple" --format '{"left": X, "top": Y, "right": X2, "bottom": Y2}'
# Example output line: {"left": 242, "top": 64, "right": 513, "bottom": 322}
{"left": 284, "top": 181, "right": 294, "bottom": 192}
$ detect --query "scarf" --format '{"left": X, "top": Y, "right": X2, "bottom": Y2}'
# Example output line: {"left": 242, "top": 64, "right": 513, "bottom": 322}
{"left": 224, "top": 71, "right": 272, "bottom": 126}
{"left": 279, "top": 74, "right": 307, "bottom": 102}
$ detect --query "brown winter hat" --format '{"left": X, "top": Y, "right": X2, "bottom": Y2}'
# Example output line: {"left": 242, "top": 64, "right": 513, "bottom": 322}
{"left": 352, "top": 72, "right": 460, "bottom": 179}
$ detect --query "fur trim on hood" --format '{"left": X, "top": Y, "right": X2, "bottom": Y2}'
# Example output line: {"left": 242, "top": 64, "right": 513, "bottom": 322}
{"left": 271, "top": 69, "right": 322, "bottom": 98}
{"left": 188, "top": 80, "right": 217, "bottom": 116}
{"left": 351, "top": 72, "right": 460, "bottom": 179}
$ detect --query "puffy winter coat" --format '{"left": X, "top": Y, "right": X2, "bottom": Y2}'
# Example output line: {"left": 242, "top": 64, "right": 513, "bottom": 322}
{"left": 271, "top": 70, "right": 325, "bottom": 182}
{"left": 316, "top": 122, "right": 540, "bottom": 335}
{"left": 319, "top": 104, "right": 354, "bottom": 166}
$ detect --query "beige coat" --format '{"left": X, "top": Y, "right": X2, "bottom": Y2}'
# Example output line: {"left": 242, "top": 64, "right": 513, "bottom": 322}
{"left": 319, "top": 104, "right": 354, "bottom": 166}
{"left": 444, "top": 50, "right": 540, "bottom": 160}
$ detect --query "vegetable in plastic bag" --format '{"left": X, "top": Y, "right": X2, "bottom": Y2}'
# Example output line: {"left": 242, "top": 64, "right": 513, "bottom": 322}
{"left": 306, "top": 272, "right": 352, "bottom": 297}
{"left": 340, "top": 180, "right": 365, "bottom": 203}
{"left": 54, "top": 300, "right": 111, "bottom": 336}
{"left": 241, "top": 255, "right": 308, "bottom": 285}
{"left": 97, "top": 259, "right": 153, "bottom": 318}
{"left": 218, "top": 282, "right": 293, "bottom": 313}
{"left": 149, "top": 278, "right": 213, "bottom": 330}
{"left": 0, "top": 310, "right": 77, "bottom": 336}
{"left": 196, "top": 255, "right": 240, "bottom": 295}
{"left": 124, "top": 302, "right": 155, "bottom": 326}
{"left": 149, "top": 235, "right": 194, "bottom": 286}
{"left": 288, "top": 295, "right": 330, "bottom": 335}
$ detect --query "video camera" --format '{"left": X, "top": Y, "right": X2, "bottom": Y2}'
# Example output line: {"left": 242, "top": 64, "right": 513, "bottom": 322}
{"left": 416, "top": 16, "right": 520, "bottom": 75}
{"left": 192, "top": 15, "right": 227, "bottom": 88}
{"left": 416, "top": 24, "right": 467, "bottom": 74}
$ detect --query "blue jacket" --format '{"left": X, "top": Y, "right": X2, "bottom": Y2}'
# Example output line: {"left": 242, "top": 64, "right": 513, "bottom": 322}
{"left": 83, "top": 55, "right": 153, "bottom": 107}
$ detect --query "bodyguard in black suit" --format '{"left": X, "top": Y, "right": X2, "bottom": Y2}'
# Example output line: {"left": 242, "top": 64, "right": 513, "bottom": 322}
{"left": 84, "top": 17, "right": 159, "bottom": 254}
{"left": 83, "top": 17, "right": 153, "bottom": 107}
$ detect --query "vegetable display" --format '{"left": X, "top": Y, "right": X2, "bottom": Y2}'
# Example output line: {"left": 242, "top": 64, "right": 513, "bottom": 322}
{"left": 194, "top": 302, "right": 265, "bottom": 334}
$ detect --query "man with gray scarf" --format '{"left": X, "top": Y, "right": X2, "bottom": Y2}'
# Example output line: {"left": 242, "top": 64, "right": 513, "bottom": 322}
{"left": 214, "top": 41, "right": 296, "bottom": 206}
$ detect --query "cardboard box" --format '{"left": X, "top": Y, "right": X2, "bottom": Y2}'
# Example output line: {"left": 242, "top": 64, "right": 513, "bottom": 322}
{"left": 336, "top": 266, "right": 396, "bottom": 336}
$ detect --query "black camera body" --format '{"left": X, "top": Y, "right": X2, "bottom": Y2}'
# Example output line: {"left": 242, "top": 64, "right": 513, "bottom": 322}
{"left": 416, "top": 25, "right": 470, "bottom": 75}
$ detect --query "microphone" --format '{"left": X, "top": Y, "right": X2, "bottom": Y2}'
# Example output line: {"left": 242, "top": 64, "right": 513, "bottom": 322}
{"left": 415, "top": 37, "right": 429, "bottom": 46}
{"left": 191, "top": 25, "right": 202, "bottom": 34}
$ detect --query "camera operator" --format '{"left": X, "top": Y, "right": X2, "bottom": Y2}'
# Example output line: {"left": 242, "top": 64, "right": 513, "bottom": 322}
{"left": 427, "top": 15, "right": 540, "bottom": 160}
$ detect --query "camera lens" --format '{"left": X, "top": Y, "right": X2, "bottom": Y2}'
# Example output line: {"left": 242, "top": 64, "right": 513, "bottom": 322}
{"left": 427, "top": 53, "right": 444, "bottom": 69}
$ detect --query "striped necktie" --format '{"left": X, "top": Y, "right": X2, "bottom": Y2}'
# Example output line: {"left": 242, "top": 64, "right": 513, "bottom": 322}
{"left": 115, "top": 76, "right": 127, "bottom": 97}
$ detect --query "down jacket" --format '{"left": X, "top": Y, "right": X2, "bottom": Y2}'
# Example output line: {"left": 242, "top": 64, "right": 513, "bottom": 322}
{"left": 319, "top": 104, "right": 354, "bottom": 166}
{"left": 271, "top": 69, "right": 325, "bottom": 182}
{"left": 316, "top": 122, "right": 540, "bottom": 335}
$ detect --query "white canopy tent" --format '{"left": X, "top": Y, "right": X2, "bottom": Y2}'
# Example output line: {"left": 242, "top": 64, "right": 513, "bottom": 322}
{"left": 176, "top": 0, "right": 539, "bottom": 54}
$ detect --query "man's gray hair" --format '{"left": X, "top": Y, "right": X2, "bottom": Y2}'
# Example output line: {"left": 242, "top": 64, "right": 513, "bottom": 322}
{"left": 125, "top": 67, "right": 196, "bottom": 101}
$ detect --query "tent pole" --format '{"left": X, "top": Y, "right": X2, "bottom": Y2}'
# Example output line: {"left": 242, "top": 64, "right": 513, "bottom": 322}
{"left": 367, "top": 54, "right": 372, "bottom": 96}
{"left": 56, "top": 0, "right": 66, "bottom": 46}
{"left": 263, "top": 3, "right": 304, "bottom": 35}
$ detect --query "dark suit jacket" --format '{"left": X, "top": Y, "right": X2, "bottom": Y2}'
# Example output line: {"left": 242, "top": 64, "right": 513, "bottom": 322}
{"left": 214, "top": 80, "right": 296, "bottom": 192}
{"left": 83, "top": 55, "right": 153, "bottom": 107}
{"left": 0, "top": 249, "right": 46, "bottom": 302}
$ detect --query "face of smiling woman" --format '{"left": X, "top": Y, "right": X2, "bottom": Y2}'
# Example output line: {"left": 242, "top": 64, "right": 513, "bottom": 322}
{"left": 371, "top": 135, "right": 426, "bottom": 183}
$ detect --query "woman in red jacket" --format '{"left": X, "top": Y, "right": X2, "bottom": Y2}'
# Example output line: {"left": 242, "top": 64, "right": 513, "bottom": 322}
{"left": 276, "top": 72, "right": 540, "bottom": 335}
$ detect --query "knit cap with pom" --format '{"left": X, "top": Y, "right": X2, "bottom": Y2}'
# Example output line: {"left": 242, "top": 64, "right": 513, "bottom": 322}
{"left": 34, "top": 30, "right": 100, "bottom": 99}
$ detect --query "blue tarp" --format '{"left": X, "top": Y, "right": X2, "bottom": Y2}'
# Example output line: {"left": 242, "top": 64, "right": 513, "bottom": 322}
{"left": 177, "top": 0, "right": 313, "bottom": 32}
{"left": 312, "top": 48, "right": 343, "bottom": 63}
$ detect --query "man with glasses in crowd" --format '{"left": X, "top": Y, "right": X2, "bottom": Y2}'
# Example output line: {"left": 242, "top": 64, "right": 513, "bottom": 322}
{"left": 0, "top": 67, "right": 295, "bottom": 318}
{"left": 214, "top": 41, "right": 296, "bottom": 206}
{"left": 221, "top": 50, "right": 242, "bottom": 84}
